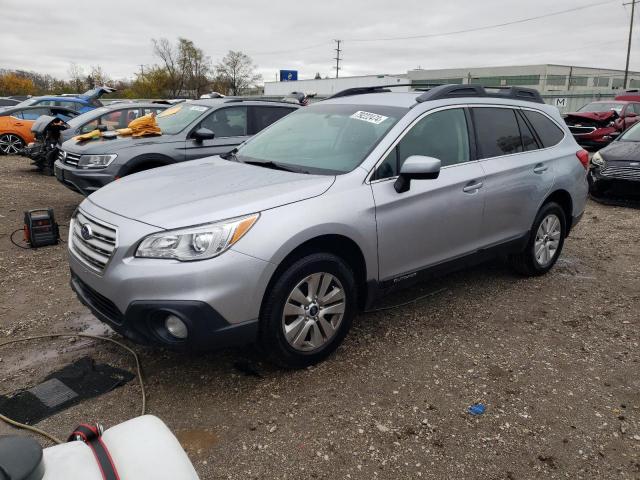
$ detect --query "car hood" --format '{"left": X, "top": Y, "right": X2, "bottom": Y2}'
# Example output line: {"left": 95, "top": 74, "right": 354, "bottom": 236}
{"left": 565, "top": 111, "right": 617, "bottom": 123}
{"left": 87, "top": 156, "right": 335, "bottom": 229}
{"left": 62, "top": 135, "right": 171, "bottom": 154}
{"left": 600, "top": 141, "right": 640, "bottom": 162}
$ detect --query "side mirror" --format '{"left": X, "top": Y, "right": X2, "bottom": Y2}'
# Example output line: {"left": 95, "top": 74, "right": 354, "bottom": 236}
{"left": 97, "top": 125, "right": 108, "bottom": 132}
{"left": 394, "top": 155, "right": 441, "bottom": 193}
{"left": 192, "top": 128, "right": 215, "bottom": 141}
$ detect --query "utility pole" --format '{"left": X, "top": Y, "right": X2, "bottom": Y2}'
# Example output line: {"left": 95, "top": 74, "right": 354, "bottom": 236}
{"left": 623, "top": 0, "right": 637, "bottom": 89}
{"left": 138, "top": 64, "right": 146, "bottom": 77}
{"left": 334, "top": 40, "right": 342, "bottom": 78}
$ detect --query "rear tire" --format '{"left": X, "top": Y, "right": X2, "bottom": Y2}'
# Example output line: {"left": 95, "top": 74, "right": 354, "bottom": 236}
{"left": 509, "top": 202, "right": 566, "bottom": 276}
{"left": 259, "top": 253, "right": 357, "bottom": 368}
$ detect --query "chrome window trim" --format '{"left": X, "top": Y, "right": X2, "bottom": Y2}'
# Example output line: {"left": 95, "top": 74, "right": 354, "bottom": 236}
{"left": 366, "top": 103, "right": 568, "bottom": 184}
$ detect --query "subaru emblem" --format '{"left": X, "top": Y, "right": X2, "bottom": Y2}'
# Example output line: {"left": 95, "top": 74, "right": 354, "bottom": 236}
{"left": 80, "top": 224, "right": 93, "bottom": 241}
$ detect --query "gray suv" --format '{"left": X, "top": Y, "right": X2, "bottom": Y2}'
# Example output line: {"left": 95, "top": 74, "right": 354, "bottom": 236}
{"left": 67, "top": 84, "right": 588, "bottom": 368}
{"left": 54, "top": 99, "right": 298, "bottom": 195}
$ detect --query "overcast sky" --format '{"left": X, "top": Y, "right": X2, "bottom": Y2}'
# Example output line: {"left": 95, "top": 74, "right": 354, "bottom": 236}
{"left": 1, "top": 0, "right": 638, "bottom": 82}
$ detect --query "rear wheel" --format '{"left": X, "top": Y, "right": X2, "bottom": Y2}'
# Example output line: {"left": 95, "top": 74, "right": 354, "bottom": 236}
{"left": 509, "top": 202, "right": 566, "bottom": 276}
{"left": 259, "top": 253, "right": 357, "bottom": 368}
{"left": 0, "top": 134, "right": 25, "bottom": 155}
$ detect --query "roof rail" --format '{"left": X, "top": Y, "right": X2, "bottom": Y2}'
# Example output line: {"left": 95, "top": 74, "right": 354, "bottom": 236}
{"left": 222, "top": 97, "right": 304, "bottom": 105}
{"left": 415, "top": 84, "right": 544, "bottom": 104}
{"left": 326, "top": 84, "right": 416, "bottom": 99}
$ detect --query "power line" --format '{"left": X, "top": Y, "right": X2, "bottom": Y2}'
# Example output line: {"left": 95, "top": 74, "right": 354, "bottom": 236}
{"left": 345, "top": 0, "right": 618, "bottom": 43}
{"left": 334, "top": 40, "right": 342, "bottom": 78}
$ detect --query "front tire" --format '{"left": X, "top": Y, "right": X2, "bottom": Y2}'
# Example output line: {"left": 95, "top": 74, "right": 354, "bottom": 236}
{"left": 509, "top": 202, "right": 566, "bottom": 276}
{"left": 259, "top": 253, "right": 357, "bottom": 368}
{"left": 0, "top": 134, "right": 25, "bottom": 155}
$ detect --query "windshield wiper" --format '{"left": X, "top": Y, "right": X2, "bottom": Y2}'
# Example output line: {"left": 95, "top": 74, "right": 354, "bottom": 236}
{"left": 244, "top": 160, "right": 308, "bottom": 173}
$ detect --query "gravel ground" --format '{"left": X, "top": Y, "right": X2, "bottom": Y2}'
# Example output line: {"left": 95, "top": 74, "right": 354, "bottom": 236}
{"left": 0, "top": 155, "right": 639, "bottom": 479}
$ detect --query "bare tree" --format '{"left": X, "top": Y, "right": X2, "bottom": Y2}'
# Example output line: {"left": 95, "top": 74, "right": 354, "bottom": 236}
{"left": 68, "top": 62, "right": 86, "bottom": 92}
{"left": 152, "top": 38, "right": 185, "bottom": 97}
{"left": 215, "top": 51, "right": 262, "bottom": 96}
{"left": 87, "top": 65, "right": 110, "bottom": 88}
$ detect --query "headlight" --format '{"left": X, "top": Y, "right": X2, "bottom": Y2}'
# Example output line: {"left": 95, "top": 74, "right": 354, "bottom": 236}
{"left": 591, "top": 151, "right": 605, "bottom": 168}
{"left": 78, "top": 154, "right": 117, "bottom": 169}
{"left": 135, "top": 213, "right": 259, "bottom": 261}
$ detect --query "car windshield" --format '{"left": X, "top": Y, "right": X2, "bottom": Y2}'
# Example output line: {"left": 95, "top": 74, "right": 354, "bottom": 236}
{"left": 578, "top": 102, "right": 625, "bottom": 113}
{"left": 156, "top": 103, "right": 209, "bottom": 135}
{"left": 236, "top": 103, "right": 406, "bottom": 174}
{"left": 66, "top": 107, "right": 110, "bottom": 129}
{"left": 619, "top": 122, "right": 640, "bottom": 142}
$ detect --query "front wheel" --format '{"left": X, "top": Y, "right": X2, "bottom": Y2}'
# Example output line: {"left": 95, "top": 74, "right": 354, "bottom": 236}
{"left": 509, "top": 202, "right": 566, "bottom": 276}
{"left": 0, "top": 134, "right": 25, "bottom": 155}
{"left": 259, "top": 253, "right": 357, "bottom": 368}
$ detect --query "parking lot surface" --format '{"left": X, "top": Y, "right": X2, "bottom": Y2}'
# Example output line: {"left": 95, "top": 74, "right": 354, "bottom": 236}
{"left": 1, "top": 155, "right": 639, "bottom": 479}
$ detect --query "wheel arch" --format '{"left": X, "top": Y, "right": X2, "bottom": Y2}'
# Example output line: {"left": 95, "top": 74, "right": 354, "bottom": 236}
{"left": 261, "top": 234, "right": 369, "bottom": 313}
{"left": 542, "top": 189, "right": 573, "bottom": 236}
{"left": 119, "top": 153, "right": 174, "bottom": 176}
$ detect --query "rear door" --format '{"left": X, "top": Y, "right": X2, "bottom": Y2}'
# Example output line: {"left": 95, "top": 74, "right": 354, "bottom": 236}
{"left": 371, "top": 107, "right": 486, "bottom": 281}
{"left": 184, "top": 106, "right": 250, "bottom": 161}
{"left": 473, "top": 106, "right": 559, "bottom": 247}
{"left": 249, "top": 105, "right": 296, "bottom": 134}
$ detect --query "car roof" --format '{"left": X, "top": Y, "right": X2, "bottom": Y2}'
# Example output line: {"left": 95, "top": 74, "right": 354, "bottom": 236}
{"left": 99, "top": 102, "right": 168, "bottom": 110}
{"left": 1, "top": 105, "right": 78, "bottom": 115}
{"left": 188, "top": 99, "right": 301, "bottom": 108}
{"left": 33, "top": 95, "right": 88, "bottom": 103}
{"left": 321, "top": 92, "right": 421, "bottom": 108}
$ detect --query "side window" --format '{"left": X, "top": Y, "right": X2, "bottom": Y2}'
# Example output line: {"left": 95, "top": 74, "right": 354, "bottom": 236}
{"left": 515, "top": 111, "right": 539, "bottom": 151}
{"left": 21, "top": 108, "right": 49, "bottom": 120}
{"left": 57, "top": 100, "right": 78, "bottom": 110}
{"left": 374, "top": 108, "right": 470, "bottom": 179}
{"left": 250, "top": 106, "right": 295, "bottom": 134}
{"left": 36, "top": 100, "right": 55, "bottom": 107}
{"left": 628, "top": 104, "right": 640, "bottom": 115}
{"left": 522, "top": 110, "right": 564, "bottom": 148}
{"left": 79, "top": 119, "right": 100, "bottom": 133}
{"left": 200, "top": 107, "right": 247, "bottom": 137}
{"left": 10, "top": 111, "right": 23, "bottom": 119}
{"left": 473, "top": 107, "right": 523, "bottom": 158}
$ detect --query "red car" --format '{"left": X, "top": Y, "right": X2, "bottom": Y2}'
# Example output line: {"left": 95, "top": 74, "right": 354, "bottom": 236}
{"left": 564, "top": 97, "right": 640, "bottom": 148}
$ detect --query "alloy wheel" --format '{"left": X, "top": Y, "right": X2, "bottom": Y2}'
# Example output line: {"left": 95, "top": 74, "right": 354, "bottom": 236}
{"left": 0, "top": 134, "right": 24, "bottom": 155}
{"left": 282, "top": 272, "right": 346, "bottom": 352}
{"left": 534, "top": 213, "right": 561, "bottom": 267}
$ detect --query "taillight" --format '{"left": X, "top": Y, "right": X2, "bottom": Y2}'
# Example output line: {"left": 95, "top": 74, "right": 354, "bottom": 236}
{"left": 576, "top": 149, "right": 589, "bottom": 169}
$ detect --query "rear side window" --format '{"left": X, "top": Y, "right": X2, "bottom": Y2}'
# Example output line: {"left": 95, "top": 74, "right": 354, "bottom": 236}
{"left": 250, "top": 106, "right": 295, "bottom": 134}
{"left": 21, "top": 108, "right": 49, "bottom": 120}
{"left": 473, "top": 107, "right": 523, "bottom": 158}
{"left": 522, "top": 110, "right": 564, "bottom": 148}
{"left": 515, "top": 112, "right": 539, "bottom": 151}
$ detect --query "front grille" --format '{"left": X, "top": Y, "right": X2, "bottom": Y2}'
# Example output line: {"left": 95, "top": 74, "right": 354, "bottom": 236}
{"left": 568, "top": 126, "right": 596, "bottom": 135}
{"left": 72, "top": 274, "right": 123, "bottom": 324}
{"left": 60, "top": 150, "right": 81, "bottom": 166}
{"left": 600, "top": 165, "right": 640, "bottom": 181}
{"left": 69, "top": 211, "right": 117, "bottom": 273}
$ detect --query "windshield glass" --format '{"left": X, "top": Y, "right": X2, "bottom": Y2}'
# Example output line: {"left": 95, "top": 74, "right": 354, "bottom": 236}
{"left": 156, "top": 103, "right": 209, "bottom": 135}
{"left": 16, "top": 98, "right": 38, "bottom": 107}
{"left": 578, "top": 102, "right": 625, "bottom": 113}
{"left": 619, "top": 122, "right": 640, "bottom": 142}
{"left": 66, "top": 107, "right": 109, "bottom": 129}
{"left": 236, "top": 103, "right": 406, "bottom": 174}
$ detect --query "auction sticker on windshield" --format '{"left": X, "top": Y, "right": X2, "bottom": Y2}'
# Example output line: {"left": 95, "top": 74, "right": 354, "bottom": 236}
{"left": 350, "top": 111, "right": 389, "bottom": 124}
{"left": 190, "top": 106, "right": 208, "bottom": 112}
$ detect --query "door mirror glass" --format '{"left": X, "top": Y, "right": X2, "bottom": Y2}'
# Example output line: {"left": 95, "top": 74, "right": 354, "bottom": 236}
{"left": 192, "top": 127, "right": 215, "bottom": 141}
{"left": 394, "top": 155, "right": 441, "bottom": 193}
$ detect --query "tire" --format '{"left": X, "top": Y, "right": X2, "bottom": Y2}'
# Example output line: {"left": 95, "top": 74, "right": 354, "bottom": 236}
{"left": 259, "top": 253, "right": 357, "bottom": 368}
{"left": 509, "top": 202, "right": 566, "bottom": 276}
{"left": 0, "top": 134, "right": 25, "bottom": 155}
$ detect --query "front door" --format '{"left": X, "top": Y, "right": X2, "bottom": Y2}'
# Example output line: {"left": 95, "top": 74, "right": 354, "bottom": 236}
{"left": 371, "top": 107, "right": 486, "bottom": 281}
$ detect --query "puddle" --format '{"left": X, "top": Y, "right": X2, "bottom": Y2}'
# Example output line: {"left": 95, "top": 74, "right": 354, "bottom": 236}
{"left": 175, "top": 429, "right": 218, "bottom": 455}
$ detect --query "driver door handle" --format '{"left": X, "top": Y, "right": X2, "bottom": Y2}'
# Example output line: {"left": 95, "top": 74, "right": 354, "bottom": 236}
{"left": 462, "top": 181, "right": 483, "bottom": 193}
{"left": 533, "top": 163, "right": 548, "bottom": 174}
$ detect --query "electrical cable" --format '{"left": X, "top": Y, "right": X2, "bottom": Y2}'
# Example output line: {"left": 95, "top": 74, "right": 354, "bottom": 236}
{"left": 9, "top": 228, "right": 29, "bottom": 250}
{"left": 365, "top": 287, "right": 447, "bottom": 313}
{"left": 0, "top": 333, "right": 146, "bottom": 445}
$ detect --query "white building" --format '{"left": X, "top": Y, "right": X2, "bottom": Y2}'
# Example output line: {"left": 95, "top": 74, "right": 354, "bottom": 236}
{"left": 264, "top": 74, "right": 408, "bottom": 97}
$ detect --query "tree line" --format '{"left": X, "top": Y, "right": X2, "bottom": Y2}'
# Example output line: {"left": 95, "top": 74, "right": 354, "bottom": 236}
{"left": 0, "top": 37, "right": 262, "bottom": 99}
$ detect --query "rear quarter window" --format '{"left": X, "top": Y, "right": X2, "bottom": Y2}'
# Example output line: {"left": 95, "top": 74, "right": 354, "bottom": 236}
{"left": 522, "top": 110, "right": 564, "bottom": 148}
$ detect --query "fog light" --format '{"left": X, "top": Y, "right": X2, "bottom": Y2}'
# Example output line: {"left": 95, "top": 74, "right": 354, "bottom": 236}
{"left": 165, "top": 314, "right": 188, "bottom": 339}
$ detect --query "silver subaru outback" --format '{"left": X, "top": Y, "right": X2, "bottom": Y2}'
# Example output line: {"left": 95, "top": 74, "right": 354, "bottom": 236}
{"left": 68, "top": 84, "right": 588, "bottom": 368}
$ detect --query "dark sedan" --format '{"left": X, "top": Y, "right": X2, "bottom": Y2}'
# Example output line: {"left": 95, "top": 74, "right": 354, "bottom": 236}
{"left": 589, "top": 121, "right": 640, "bottom": 194}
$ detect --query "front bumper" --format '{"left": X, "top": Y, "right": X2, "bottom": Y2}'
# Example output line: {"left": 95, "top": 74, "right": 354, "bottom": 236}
{"left": 68, "top": 204, "right": 277, "bottom": 351}
{"left": 54, "top": 159, "right": 115, "bottom": 196}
